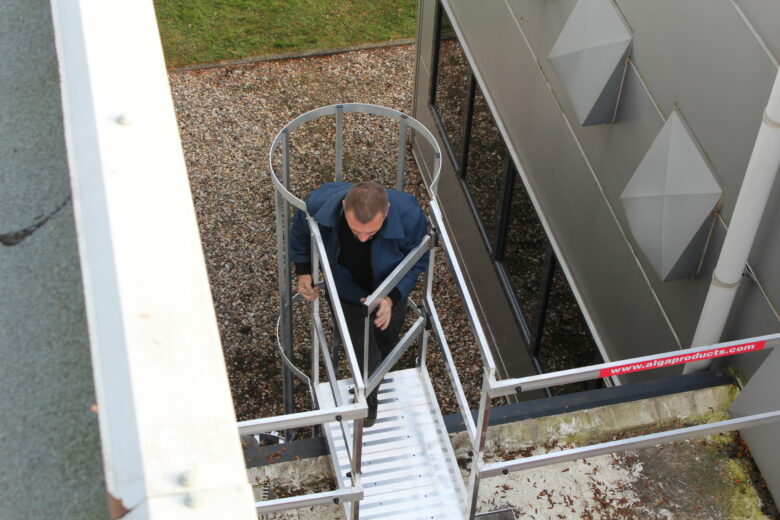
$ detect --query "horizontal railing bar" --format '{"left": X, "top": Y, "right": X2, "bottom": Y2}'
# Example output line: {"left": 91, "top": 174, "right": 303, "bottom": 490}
{"left": 363, "top": 235, "right": 430, "bottom": 313}
{"left": 366, "top": 316, "right": 425, "bottom": 395}
{"left": 309, "top": 217, "right": 365, "bottom": 392}
{"left": 428, "top": 200, "right": 497, "bottom": 371}
{"left": 425, "top": 294, "right": 477, "bottom": 446}
{"left": 237, "top": 403, "right": 366, "bottom": 435}
{"left": 479, "top": 410, "right": 780, "bottom": 478}
{"left": 491, "top": 333, "right": 780, "bottom": 397}
{"left": 255, "top": 486, "right": 363, "bottom": 514}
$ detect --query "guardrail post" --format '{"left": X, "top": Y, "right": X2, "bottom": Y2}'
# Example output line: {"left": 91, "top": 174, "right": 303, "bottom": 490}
{"left": 466, "top": 368, "right": 494, "bottom": 519}
{"left": 396, "top": 115, "right": 409, "bottom": 191}
{"left": 350, "top": 387, "right": 365, "bottom": 520}
{"left": 310, "top": 225, "right": 321, "bottom": 416}
{"left": 275, "top": 129, "right": 295, "bottom": 438}
{"left": 417, "top": 233, "right": 436, "bottom": 369}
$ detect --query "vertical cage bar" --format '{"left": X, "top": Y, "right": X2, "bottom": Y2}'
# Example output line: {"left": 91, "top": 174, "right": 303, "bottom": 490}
{"left": 310, "top": 230, "right": 321, "bottom": 399}
{"left": 335, "top": 105, "right": 344, "bottom": 182}
{"left": 395, "top": 115, "right": 409, "bottom": 191}
{"left": 349, "top": 417, "right": 364, "bottom": 520}
{"left": 363, "top": 314, "right": 370, "bottom": 389}
{"left": 349, "top": 378, "right": 366, "bottom": 520}
{"left": 417, "top": 241, "right": 435, "bottom": 369}
{"left": 430, "top": 152, "right": 442, "bottom": 197}
{"left": 466, "top": 369, "right": 494, "bottom": 519}
{"left": 277, "top": 130, "right": 295, "bottom": 432}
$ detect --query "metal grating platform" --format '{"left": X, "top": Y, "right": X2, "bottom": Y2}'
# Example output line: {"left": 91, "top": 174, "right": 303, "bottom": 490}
{"left": 316, "top": 368, "right": 467, "bottom": 520}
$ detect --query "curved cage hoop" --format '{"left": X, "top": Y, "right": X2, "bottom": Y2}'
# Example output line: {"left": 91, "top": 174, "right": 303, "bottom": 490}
{"left": 268, "top": 103, "right": 442, "bottom": 212}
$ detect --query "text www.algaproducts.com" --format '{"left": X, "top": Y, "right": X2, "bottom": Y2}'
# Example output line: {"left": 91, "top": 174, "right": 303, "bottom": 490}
{"left": 599, "top": 341, "right": 766, "bottom": 377}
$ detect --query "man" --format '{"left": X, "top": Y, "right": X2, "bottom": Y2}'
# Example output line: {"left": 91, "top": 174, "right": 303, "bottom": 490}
{"left": 290, "top": 181, "right": 429, "bottom": 427}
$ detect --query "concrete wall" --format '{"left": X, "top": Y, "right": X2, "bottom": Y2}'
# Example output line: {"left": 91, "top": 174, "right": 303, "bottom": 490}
{"left": 0, "top": 1, "right": 106, "bottom": 518}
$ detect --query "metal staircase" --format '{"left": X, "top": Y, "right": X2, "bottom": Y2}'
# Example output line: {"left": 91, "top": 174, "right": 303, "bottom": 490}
{"left": 317, "top": 369, "right": 466, "bottom": 520}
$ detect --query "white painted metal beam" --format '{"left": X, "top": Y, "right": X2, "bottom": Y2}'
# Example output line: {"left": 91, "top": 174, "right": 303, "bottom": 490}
{"left": 48, "top": 0, "right": 256, "bottom": 517}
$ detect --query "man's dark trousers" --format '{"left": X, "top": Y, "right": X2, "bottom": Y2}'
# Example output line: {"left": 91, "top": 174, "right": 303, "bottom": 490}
{"left": 339, "top": 300, "right": 407, "bottom": 420}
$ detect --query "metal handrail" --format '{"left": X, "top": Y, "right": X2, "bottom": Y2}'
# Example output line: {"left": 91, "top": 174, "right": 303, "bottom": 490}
{"left": 490, "top": 333, "right": 780, "bottom": 397}
{"left": 461, "top": 331, "right": 780, "bottom": 518}
{"left": 268, "top": 102, "right": 495, "bottom": 387}
{"left": 309, "top": 217, "right": 365, "bottom": 392}
{"left": 363, "top": 235, "right": 431, "bottom": 312}
{"left": 427, "top": 198, "right": 497, "bottom": 371}
{"left": 366, "top": 315, "right": 426, "bottom": 396}
{"left": 479, "top": 410, "right": 780, "bottom": 478}
{"left": 237, "top": 403, "right": 366, "bottom": 435}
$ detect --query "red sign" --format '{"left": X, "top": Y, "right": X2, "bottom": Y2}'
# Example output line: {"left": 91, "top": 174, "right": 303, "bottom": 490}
{"left": 599, "top": 340, "right": 767, "bottom": 378}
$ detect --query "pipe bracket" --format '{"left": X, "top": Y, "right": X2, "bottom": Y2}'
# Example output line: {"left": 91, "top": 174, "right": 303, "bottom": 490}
{"left": 763, "top": 109, "right": 780, "bottom": 129}
{"left": 712, "top": 273, "right": 741, "bottom": 289}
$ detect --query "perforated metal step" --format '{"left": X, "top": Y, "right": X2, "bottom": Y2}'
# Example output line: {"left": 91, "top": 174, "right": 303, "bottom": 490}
{"left": 316, "top": 368, "right": 467, "bottom": 520}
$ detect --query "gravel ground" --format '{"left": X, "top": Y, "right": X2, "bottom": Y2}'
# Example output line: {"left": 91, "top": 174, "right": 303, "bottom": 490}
{"left": 170, "top": 44, "right": 485, "bottom": 424}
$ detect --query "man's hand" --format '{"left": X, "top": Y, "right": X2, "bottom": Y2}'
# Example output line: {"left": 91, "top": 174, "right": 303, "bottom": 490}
{"left": 373, "top": 296, "right": 393, "bottom": 331}
{"left": 297, "top": 274, "right": 320, "bottom": 301}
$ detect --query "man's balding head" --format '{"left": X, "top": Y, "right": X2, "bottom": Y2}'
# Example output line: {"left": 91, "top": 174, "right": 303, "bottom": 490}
{"left": 343, "top": 182, "right": 389, "bottom": 223}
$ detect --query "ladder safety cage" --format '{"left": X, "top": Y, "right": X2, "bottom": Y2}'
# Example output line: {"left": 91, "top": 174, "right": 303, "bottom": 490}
{"left": 261, "top": 104, "right": 499, "bottom": 519}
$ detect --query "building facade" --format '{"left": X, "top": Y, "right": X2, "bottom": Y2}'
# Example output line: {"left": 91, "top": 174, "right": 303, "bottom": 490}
{"left": 411, "top": 0, "right": 779, "bottom": 496}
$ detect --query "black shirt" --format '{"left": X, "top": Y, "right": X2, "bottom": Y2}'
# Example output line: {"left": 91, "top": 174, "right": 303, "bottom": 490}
{"left": 337, "top": 212, "right": 373, "bottom": 294}
{"left": 295, "top": 212, "right": 401, "bottom": 306}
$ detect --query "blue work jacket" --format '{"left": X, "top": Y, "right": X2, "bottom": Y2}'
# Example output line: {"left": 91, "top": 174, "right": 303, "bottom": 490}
{"left": 289, "top": 182, "right": 429, "bottom": 305}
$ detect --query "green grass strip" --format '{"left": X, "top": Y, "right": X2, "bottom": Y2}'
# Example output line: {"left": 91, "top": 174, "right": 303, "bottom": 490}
{"left": 154, "top": 0, "right": 418, "bottom": 69}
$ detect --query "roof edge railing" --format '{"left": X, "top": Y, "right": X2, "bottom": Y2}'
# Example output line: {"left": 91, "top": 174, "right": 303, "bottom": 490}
{"left": 490, "top": 332, "right": 780, "bottom": 397}
{"left": 480, "top": 410, "right": 780, "bottom": 478}
{"left": 463, "top": 332, "right": 780, "bottom": 518}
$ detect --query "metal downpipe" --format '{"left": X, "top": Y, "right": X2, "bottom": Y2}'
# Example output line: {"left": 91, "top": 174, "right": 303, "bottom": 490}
{"left": 685, "top": 68, "right": 780, "bottom": 373}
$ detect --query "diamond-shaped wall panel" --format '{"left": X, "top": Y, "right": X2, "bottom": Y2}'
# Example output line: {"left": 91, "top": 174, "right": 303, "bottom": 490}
{"left": 549, "top": 0, "right": 632, "bottom": 126}
{"left": 620, "top": 110, "right": 722, "bottom": 282}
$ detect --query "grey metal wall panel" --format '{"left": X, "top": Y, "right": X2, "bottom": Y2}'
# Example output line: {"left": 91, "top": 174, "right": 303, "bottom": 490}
{"left": 509, "top": 0, "right": 778, "bottom": 345}
{"left": 747, "top": 176, "right": 780, "bottom": 316}
{"left": 505, "top": 0, "right": 575, "bottom": 58}
{"left": 580, "top": 69, "right": 714, "bottom": 344}
{"left": 446, "top": 0, "right": 680, "bottom": 367}
{"left": 547, "top": 0, "right": 632, "bottom": 126}
{"left": 736, "top": 0, "right": 780, "bottom": 65}
{"left": 508, "top": 0, "right": 708, "bottom": 342}
{"left": 613, "top": 0, "right": 777, "bottom": 224}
